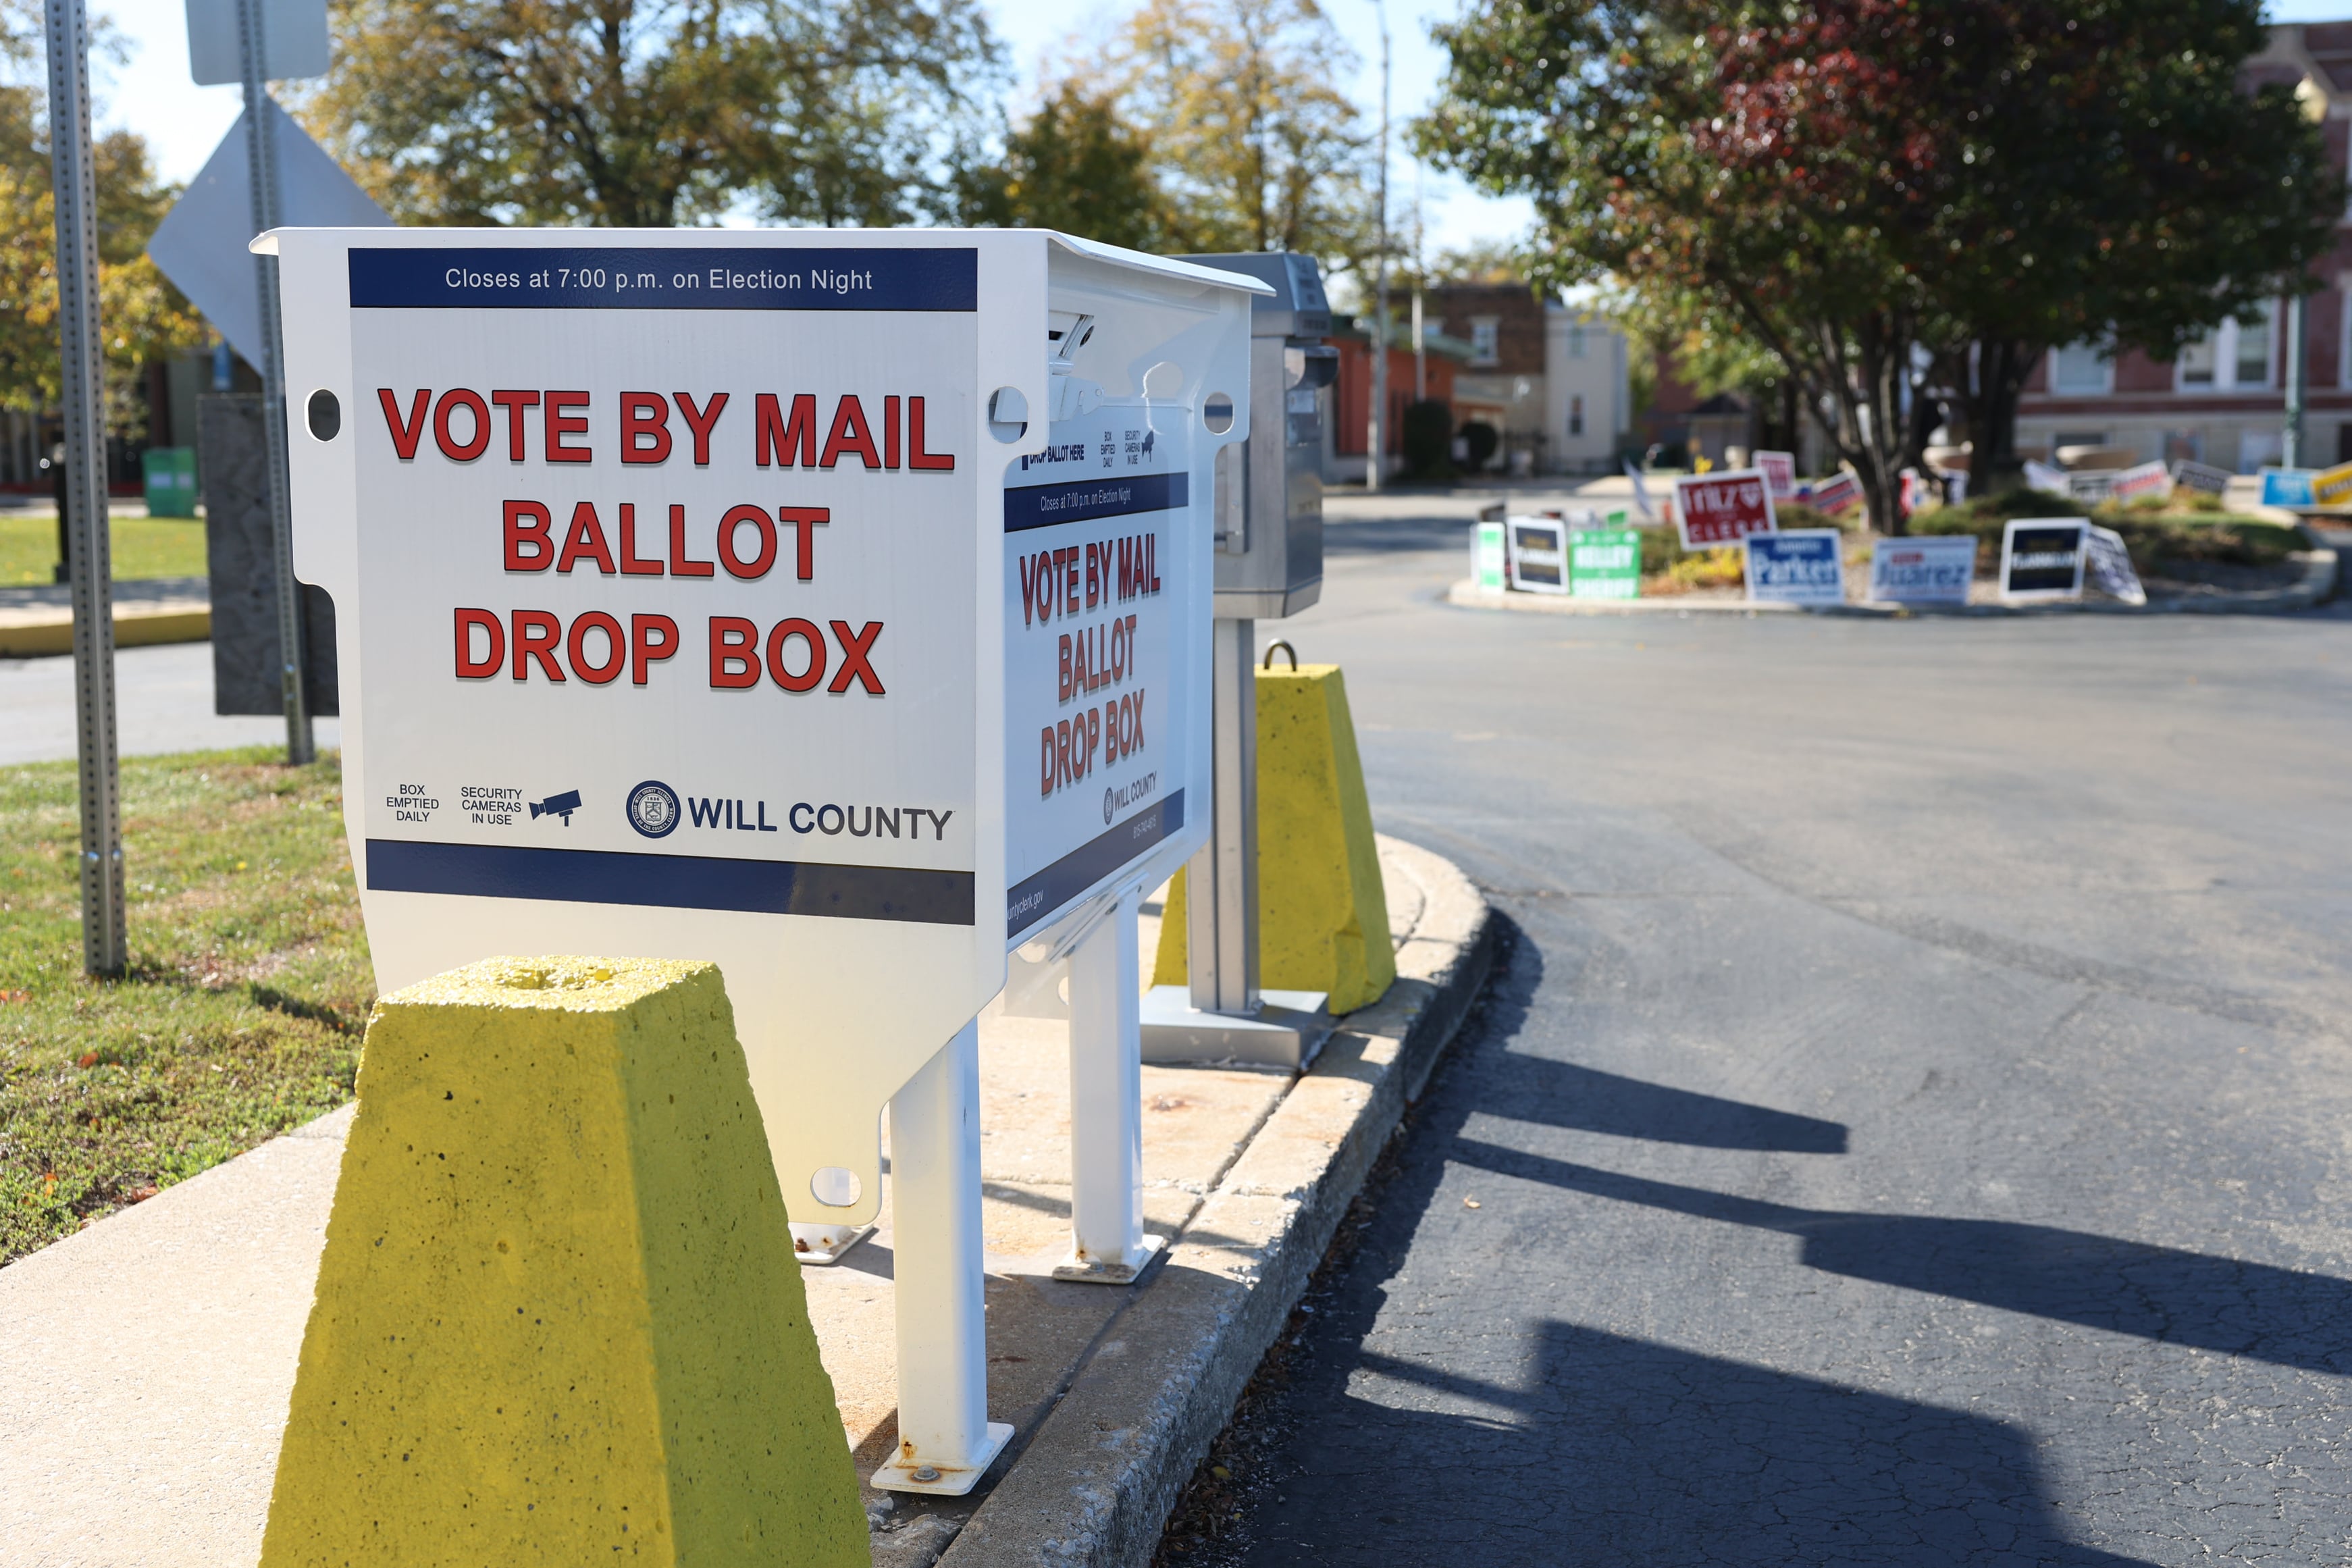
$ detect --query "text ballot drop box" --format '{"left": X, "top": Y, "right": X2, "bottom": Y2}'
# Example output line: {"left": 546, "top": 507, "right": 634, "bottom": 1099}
{"left": 267, "top": 227, "right": 1264, "bottom": 1491}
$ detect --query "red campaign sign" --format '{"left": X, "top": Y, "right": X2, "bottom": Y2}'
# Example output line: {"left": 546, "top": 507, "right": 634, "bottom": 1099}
{"left": 1671, "top": 470, "right": 1777, "bottom": 549}
{"left": 1807, "top": 473, "right": 1860, "bottom": 517}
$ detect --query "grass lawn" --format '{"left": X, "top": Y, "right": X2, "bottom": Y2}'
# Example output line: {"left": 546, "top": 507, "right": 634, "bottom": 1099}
{"left": 0, "top": 513, "right": 211, "bottom": 586}
{"left": 0, "top": 747, "right": 369, "bottom": 1265}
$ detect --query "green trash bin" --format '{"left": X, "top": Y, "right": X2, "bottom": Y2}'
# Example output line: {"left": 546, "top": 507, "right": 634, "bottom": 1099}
{"left": 142, "top": 446, "right": 198, "bottom": 518}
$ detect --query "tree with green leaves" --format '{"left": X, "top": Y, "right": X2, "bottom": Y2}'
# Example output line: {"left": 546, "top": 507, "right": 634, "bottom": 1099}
{"left": 0, "top": 6, "right": 202, "bottom": 432}
{"left": 1421, "top": 0, "right": 2338, "bottom": 525}
{"left": 1918, "top": 5, "right": 2339, "bottom": 486}
{"left": 295, "top": 0, "right": 1003, "bottom": 227}
{"left": 1083, "top": 0, "right": 1376, "bottom": 260}
{"left": 953, "top": 84, "right": 1181, "bottom": 252}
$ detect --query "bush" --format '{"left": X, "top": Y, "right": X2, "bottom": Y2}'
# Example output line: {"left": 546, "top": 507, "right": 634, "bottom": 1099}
{"left": 1775, "top": 500, "right": 1858, "bottom": 534}
{"left": 1401, "top": 399, "right": 1457, "bottom": 481}
{"left": 1914, "top": 488, "right": 2307, "bottom": 575}
{"left": 1458, "top": 418, "right": 1500, "bottom": 471}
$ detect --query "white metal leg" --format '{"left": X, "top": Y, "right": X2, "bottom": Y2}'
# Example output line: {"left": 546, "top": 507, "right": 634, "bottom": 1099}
{"left": 1056, "top": 886, "right": 1166, "bottom": 1284}
{"left": 872, "top": 1020, "right": 1011, "bottom": 1494}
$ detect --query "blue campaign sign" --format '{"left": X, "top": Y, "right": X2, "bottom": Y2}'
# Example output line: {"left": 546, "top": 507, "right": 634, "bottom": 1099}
{"left": 2260, "top": 468, "right": 2316, "bottom": 508}
{"left": 1743, "top": 528, "right": 1846, "bottom": 606}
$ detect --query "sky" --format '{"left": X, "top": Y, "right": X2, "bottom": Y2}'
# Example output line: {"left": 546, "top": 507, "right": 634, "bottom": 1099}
{"left": 84, "top": 0, "right": 1535, "bottom": 253}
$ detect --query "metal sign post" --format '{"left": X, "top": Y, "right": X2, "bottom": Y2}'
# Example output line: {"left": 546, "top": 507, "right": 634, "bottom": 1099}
{"left": 235, "top": 0, "right": 312, "bottom": 764}
{"left": 43, "top": 0, "right": 125, "bottom": 976}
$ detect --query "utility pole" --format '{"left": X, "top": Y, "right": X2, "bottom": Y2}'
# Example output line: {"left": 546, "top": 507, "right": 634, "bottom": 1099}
{"left": 2283, "top": 292, "right": 2307, "bottom": 471}
{"left": 1365, "top": 0, "right": 1389, "bottom": 492}
{"left": 238, "top": 0, "right": 313, "bottom": 764}
{"left": 1411, "top": 157, "right": 1426, "bottom": 402}
{"left": 44, "top": 0, "right": 125, "bottom": 976}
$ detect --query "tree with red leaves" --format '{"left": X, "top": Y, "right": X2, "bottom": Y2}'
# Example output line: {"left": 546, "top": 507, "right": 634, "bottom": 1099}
{"left": 1421, "top": 0, "right": 2338, "bottom": 524}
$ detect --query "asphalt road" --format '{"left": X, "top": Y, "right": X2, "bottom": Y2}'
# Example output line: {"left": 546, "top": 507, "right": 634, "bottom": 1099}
{"left": 1206, "top": 495, "right": 2352, "bottom": 1566}
{"left": 0, "top": 642, "right": 340, "bottom": 765}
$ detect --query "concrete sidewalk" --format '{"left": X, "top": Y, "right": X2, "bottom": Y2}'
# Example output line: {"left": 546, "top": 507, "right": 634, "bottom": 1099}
{"left": 0, "top": 576, "right": 212, "bottom": 656}
{"left": 0, "top": 835, "right": 1492, "bottom": 1568}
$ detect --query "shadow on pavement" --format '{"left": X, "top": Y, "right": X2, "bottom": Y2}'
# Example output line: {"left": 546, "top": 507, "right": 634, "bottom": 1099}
{"left": 1450, "top": 1140, "right": 2352, "bottom": 1376}
{"left": 1241, "top": 1319, "right": 2155, "bottom": 1567}
{"left": 1211, "top": 920, "right": 2166, "bottom": 1565}
{"left": 1322, "top": 513, "right": 1471, "bottom": 555}
{"left": 1460, "top": 913, "right": 1848, "bottom": 1153}
{"left": 1475, "top": 1053, "right": 1849, "bottom": 1152}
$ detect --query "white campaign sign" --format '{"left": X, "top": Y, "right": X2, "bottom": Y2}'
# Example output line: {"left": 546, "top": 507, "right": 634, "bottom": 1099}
{"left": 270, "top": 229, "right": 1257, "bottom": 1224}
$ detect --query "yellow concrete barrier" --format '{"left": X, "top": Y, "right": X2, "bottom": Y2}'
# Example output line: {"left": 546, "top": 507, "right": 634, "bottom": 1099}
{"left": 1153, "top": 663, "right": 1394, "bottom": 1014}
{"left": 261, "top": 956, "right": 865, "bottom": 1568}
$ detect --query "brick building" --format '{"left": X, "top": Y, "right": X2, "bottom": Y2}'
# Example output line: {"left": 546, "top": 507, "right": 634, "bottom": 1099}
{"left": 1324, "top": 282, "right": 1632, "bottom": 479}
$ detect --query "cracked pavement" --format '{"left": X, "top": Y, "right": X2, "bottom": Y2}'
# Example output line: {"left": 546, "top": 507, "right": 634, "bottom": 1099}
{"left": 1203, "top": 496, "right": 2352, "bottom": 1567}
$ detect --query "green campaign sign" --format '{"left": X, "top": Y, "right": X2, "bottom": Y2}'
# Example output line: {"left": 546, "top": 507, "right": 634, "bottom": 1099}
{"left": 1569, "top": 528, "right": 1640, "bottom": 600}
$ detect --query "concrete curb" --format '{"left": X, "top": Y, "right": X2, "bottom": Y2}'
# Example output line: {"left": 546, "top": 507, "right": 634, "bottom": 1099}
{"left": 0, "top": 603, "right": 211, "bottom": 656}
{"left": 1443, "top": 548, "right": 2339, "bottom": 620}
{"left": 936, "top": 836, "right": 1495, "bottom": 1568}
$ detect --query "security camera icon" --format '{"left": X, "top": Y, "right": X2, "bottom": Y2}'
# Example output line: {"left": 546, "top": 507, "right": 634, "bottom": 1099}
{"left": 529, "top": 789, "right": 583, "bottom": 825}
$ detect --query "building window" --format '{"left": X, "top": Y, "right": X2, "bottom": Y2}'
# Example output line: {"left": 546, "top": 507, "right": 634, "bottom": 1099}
{"left": 1569, "top": 394, "right": 1585, "bottom": 436}
{"left": 2049, "top": 342, "right": 2114, "bottom": 396}
{"left": 1469, "top": 317, "right": 1500, "bottom": 366}
{"left": 1567, "top": 323, "right": 1588, "bottom": 359}
{"left": 2176, "top": 303, "right": 2276, "bottom": 392}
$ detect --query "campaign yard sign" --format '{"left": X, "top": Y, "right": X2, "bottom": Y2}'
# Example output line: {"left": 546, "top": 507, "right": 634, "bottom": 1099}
{"left": 1868, "top": 535, "right": 1975, "bottom": 605}
{"left": 2172, "top": 460, "right": 2232, "bottom": 498}
{"left": 2065, "top": 471, "right": 2116, "bottom": 505}
{"left": 2260, "top": 467, "right": 2317, "bottom": 508}
{"left": 2108, "top": 461, "right": 2172, "bottom": 504}
{"left": 1568, "top": 528, "right": 1641, "bottom": 600}
{"left": 2024, "top": 459, "right": 2071, "bottom": 498}
{"left": 1673, "top": 469, "right": 1776, "bottom": 549}
{"left": 1469, "top": 520, "right": 1505, "bottom": 592}
{"left": 1754, "top": 450, "right": 1797, "bottom": 500}
{"left": 2312, "top": 463, "right": 2352, "bottom": 508}
{"left": 1743, "top": 529, "right": 1845, "bottom": 606}
{"left": 1805, "top": 472, "right": 1861, "bottom": 517}
{"left": 2001, "top": 519, "right": 2088, "bottom": 602}
{"left": 2084, "top": 525, "right": 2146, "bottom": 606}
{"left": 270, "top": 228, "right": 1258, "bottom": 1223}
{"left": 1505, "top": 516, "right": 1569, "bottom": 593}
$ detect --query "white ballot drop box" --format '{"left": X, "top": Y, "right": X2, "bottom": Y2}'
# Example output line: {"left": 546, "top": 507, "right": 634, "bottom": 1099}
{"left": 267, "top": 229, "right": 1261, "bottom": 1238}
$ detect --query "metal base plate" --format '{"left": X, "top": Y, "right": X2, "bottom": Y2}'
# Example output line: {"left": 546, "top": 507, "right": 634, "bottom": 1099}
{"left": 788, "top": 1222, "right": 876, "bottom": 1267}
{"left": 870, "top": 1421, "right": 1015, "bottom": 1496}
{"left": 1139, "top": 987, "right": 1334, "bottom": 1069}
{"left": 1051, "top": 1231, "right": 1168, "bottom": 1285}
